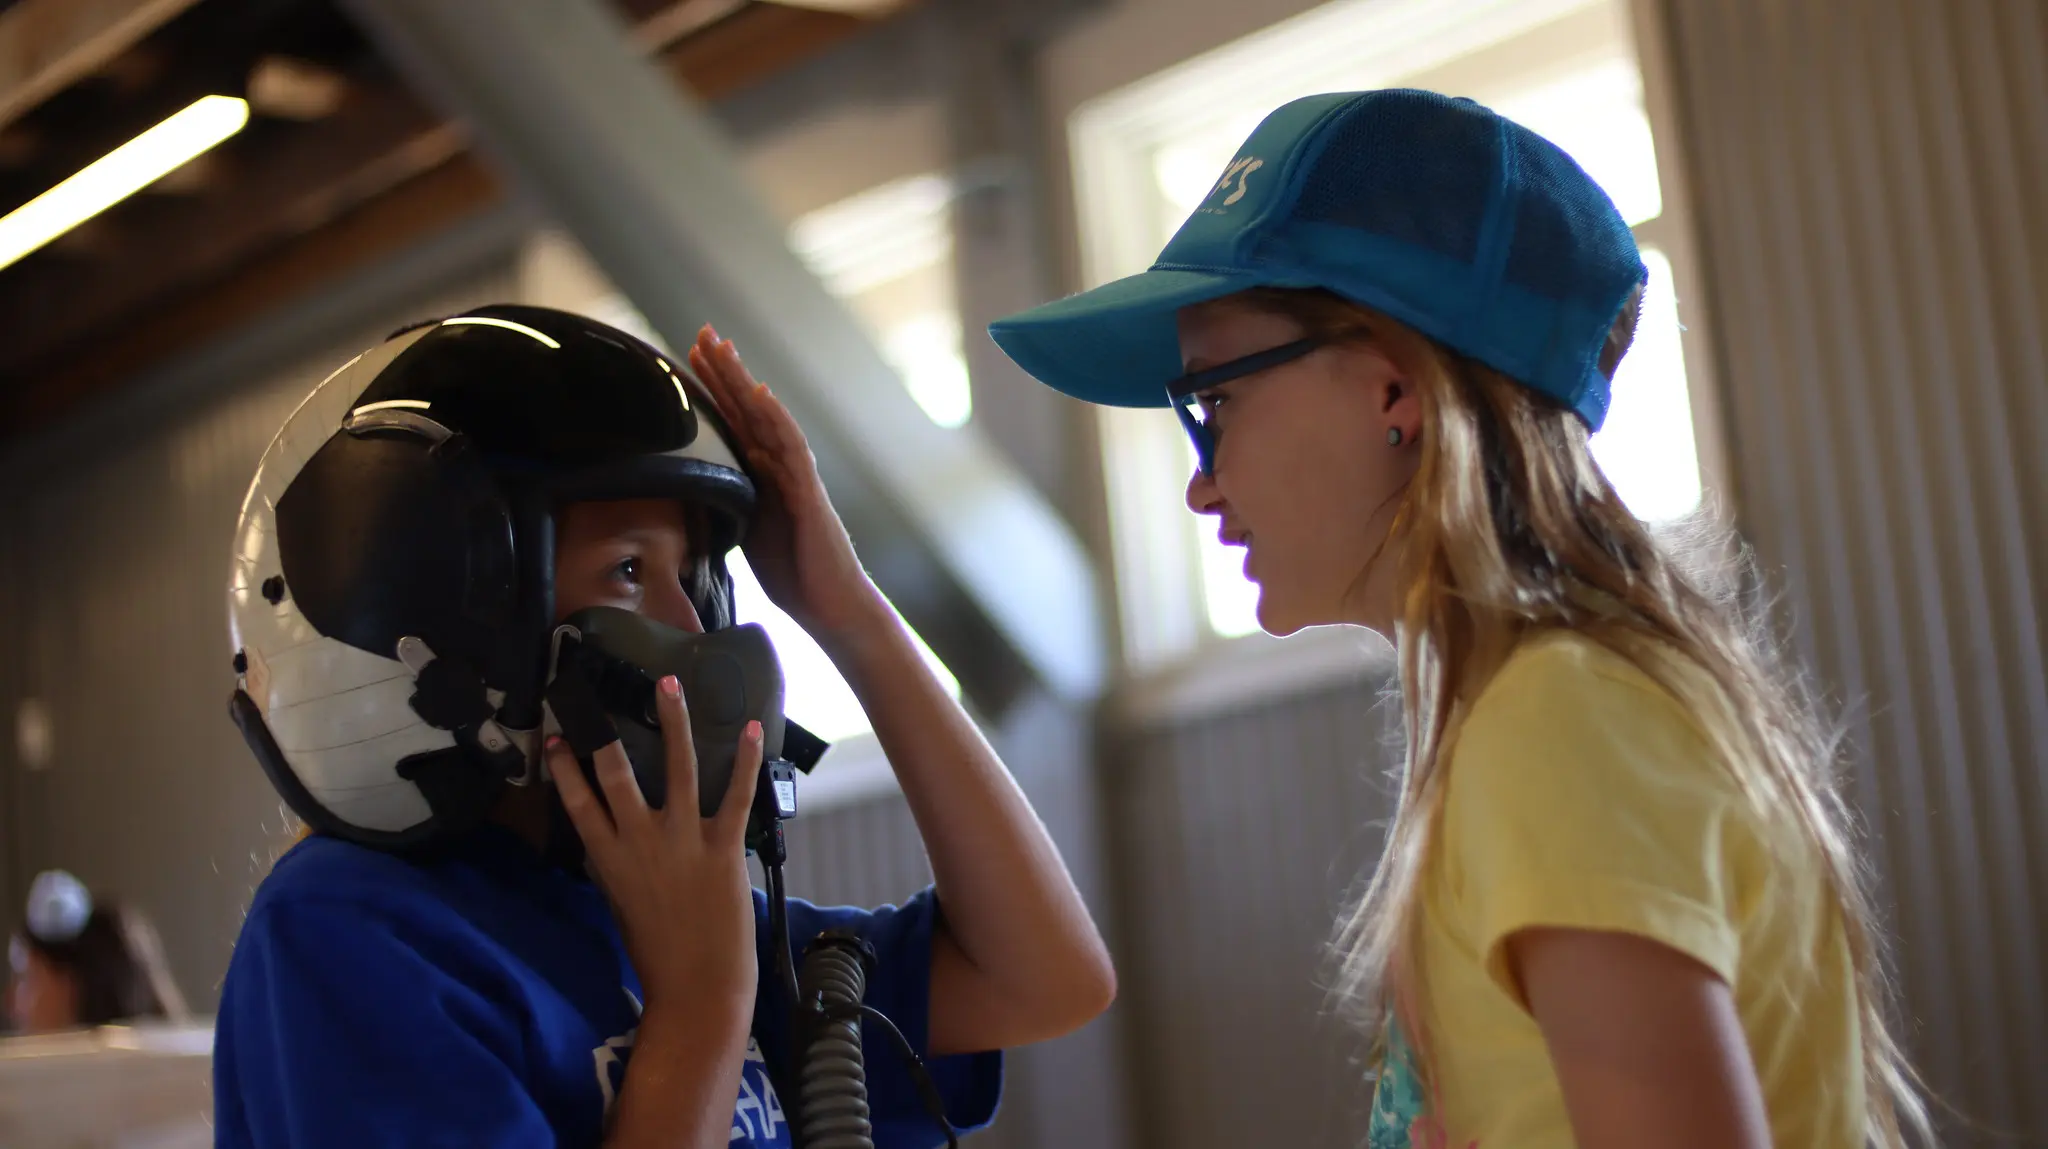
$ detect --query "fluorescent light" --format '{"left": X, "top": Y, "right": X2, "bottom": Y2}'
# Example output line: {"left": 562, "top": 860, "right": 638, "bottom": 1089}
{"left": 0, "top": 95, "right": 249, "bottom": 273}
{"left": 438, "top": 316, "right": 562, "bottom": 348}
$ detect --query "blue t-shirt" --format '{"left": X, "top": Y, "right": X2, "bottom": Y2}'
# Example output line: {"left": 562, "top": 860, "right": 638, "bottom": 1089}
{"left": 213, "top": 826, "right": 1001, "bottom": 1147}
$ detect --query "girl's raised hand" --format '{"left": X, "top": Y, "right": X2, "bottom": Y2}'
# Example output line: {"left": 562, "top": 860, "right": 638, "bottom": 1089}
{"left": 687, "top": 326, "right": 885, "bottom": 642}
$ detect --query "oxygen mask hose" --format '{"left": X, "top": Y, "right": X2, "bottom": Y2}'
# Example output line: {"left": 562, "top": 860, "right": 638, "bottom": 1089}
{"left": 797, "top": 936, "right": 874, "bottom": 1149}
{"left": 791, "top": 932, "right": 961, "bottom": 1149}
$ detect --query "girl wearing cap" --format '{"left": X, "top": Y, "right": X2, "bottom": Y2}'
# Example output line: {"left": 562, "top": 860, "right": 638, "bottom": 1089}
{"left": 214, "top": 309, "right": 1114, "bottom": 1148}
{"left": 6, "top": 870, "right": 187, "bottom": 1035}
{"left": 993, "top": 90, "right": 1924, "bottom": 1149}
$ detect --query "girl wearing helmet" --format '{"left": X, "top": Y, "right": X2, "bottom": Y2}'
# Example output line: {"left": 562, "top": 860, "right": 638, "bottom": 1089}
{"left": 992, "top": 91, "right": 1924, "bottom": 1149}
{"left": 214, "top": 307, "right": 1114, "bottom": 1148}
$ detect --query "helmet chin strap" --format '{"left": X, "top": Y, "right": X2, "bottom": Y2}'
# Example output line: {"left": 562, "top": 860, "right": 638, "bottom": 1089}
{"left": 502, "top": 724, "right": 546, "bottom": 786}
{"left": 508, "top": 620, "right": 588, "bottom": 791}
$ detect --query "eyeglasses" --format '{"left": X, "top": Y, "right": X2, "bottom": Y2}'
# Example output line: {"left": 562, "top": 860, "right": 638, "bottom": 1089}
{"left": 1164, "top": 336, "right": 1327, "bottom": 475}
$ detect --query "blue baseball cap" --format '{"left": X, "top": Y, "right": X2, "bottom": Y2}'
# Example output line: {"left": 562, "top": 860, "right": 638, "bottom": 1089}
{"left": 989, "top": 89, "right": 1647, "bottom": 431}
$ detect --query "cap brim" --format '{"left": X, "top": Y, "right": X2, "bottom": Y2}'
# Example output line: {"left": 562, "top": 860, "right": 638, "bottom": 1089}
{"left": 988, "top": 266, "right": 1261, "bottom": 409}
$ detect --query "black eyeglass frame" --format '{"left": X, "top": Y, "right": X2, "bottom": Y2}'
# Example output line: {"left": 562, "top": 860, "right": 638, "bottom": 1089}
{"left": 1163, "top": 336, "right": 1328, "bottom": 475}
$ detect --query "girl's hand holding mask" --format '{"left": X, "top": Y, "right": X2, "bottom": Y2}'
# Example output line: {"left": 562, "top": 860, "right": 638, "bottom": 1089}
{"left": 544, "top": 673, "right": 763, "bottom": 1018}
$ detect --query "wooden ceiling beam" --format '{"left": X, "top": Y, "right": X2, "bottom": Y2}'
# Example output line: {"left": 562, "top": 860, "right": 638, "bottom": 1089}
{"left": 662, "top": 1, "right": 863, "bottom": 93}
{"left": 0, "top": 2, "right": 877, "bottom": 438}
{"left": 759, "top": 0, "right": 907, "bottom": 15}
{"left": 0, "top": 0, "right": 207, "bottom": 131}
{"left": 619, "top": 0, "right": 746, "bottom": 52}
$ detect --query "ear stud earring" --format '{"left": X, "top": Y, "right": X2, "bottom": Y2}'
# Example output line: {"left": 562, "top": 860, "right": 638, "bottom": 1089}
{"left": 1387, "top": 427, "right": 1404, "bottom": 447}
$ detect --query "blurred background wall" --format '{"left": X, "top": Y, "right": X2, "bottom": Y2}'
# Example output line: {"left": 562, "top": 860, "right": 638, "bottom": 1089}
{"left": 0, "top": 0, "right": 2040, "bottom": 1146}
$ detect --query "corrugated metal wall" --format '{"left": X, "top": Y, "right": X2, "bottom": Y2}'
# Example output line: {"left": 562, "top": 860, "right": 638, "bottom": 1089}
{"left": 1108, "top": 672, "right": 1401, "bottom": 1149}
{"left": 0, "top": 492, "right": 21, "bottom": 937}
{"left": 0, "top": 260, "right": 519, "bottom": 1009}
{"left": 781, "top": 796, "right": 934, "bottom": 910}
{"left": 1653, "top": 0, "right": 2048, "bottom": 1143}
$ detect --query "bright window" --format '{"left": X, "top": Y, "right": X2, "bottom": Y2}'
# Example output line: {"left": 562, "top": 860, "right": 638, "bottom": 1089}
{"left": 726, "top": 555, "right": 960, "bottom": 744}
{"left": 789, "top": 173, "right": 973, "bottom": 429}
{"left": 1073, "top": 0, "right": 1713, "bottom": 657}
{"left": 1591, "top": 249, "right": 1701, "bottom": 522}
{"left": 1480, "top": 58, "right": 1700, "bottom": 524}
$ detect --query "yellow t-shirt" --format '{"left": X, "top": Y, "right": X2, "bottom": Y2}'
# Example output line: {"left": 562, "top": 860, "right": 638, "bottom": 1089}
{"left": 1367, "top": 631, "right": 1863, "bottom": 1149}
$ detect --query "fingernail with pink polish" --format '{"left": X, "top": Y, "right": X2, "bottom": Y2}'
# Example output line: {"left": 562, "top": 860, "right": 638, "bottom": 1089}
{"left": 659, "top": 675, "right": 680, "bottom": 698}
{"left": 744, "top": 720, "right": 762, "bottom": 743}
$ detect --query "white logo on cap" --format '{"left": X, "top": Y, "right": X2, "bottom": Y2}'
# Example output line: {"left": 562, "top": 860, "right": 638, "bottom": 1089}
{"left": 1208, "top": 156, "right": 1265, "bottom": 209}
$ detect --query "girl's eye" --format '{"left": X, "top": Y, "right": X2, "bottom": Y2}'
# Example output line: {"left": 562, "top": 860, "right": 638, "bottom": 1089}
{"left": 1198, "top": 393, "right": 1228, "bottom": 420}
{"left": 612, "top": 557, "right": 641, "bottom": 585}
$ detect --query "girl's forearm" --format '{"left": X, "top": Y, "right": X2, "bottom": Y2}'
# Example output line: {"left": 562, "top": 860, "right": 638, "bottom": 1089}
{"left": 820, "top": 596, "right": 1115, "bottom": 1038}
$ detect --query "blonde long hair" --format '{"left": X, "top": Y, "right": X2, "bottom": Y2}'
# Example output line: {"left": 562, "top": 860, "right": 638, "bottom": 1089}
{"left": 1235, "top": 287, "right": 1928, "bottom": 1146}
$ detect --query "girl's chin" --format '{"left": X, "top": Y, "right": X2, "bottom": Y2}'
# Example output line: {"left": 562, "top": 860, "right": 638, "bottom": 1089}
{"left": 1251, "top": 587, "right": 1304, "bottom": 638}
{"left": 1252, "top": 581, "right": 1363, "bottom": 638}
